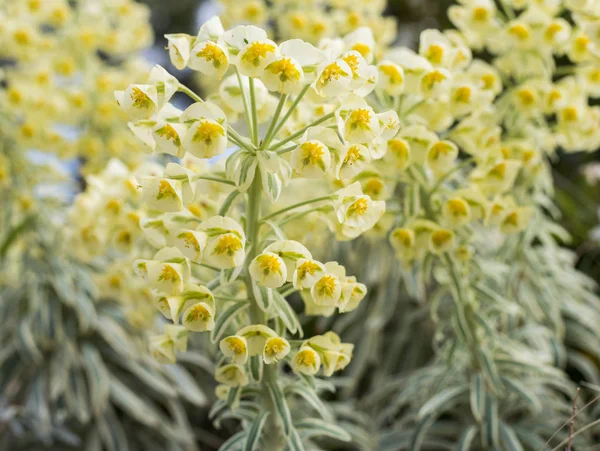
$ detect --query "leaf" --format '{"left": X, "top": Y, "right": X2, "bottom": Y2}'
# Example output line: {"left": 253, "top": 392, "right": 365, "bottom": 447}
{"left": 266, "top": 381, "right": 292, "bottom": 437}
{"left": 261, "top": 169, "right": 283, "bottom": 203}
{"left": 209, "top": 400, "right": 228, "bottom": 421}
{"left": 218, "top": 190, "right": 241, "bottom": 216}
{"left": 272, "top": 291, "right": 302, "bottom": 337}
{"left": 286, "top": 427, "right": 306, "bottom": 451}
{"left": 221, "top": 265, "right": 244, "bottom": 286}
{"left": 284, "top": 383, "right": 333, "bottom": 421}
{"left": 165, "top": 365, "right": 208, "bottom": 406}
{"left": 17, "top": 319, "right": 42, "bottom": 363}
{"left": 418, "top": 385, "right": 468, "bottom": 419}
{"left": 97, "top": 406, "right": 129, "bottom": 451}
{"left": 470, "top": 374, "right": 485, "bottom": 423}
{"left": 252, "top": 281, "right": 272, "bottom": 312}
{"left": 225, "top": 149, "right": 243, "bottom": 180}
{"left": 96, "top": 317, "right": 135, "bottom": 359}
{"left": 244, "top": 410, "right": 269, "bottom": 451}
{"left": 123, "top": 358, "right": 177, "bottom": 399}
{"left": 220, "top": 431, "right": 247, "bottom": 451}
{"left": 263, "top": 220, "right": 287, "bottom": 240}
{"left": 295, "top": 418, "right": 351, "bottom": 442}
{"left": 234, "top": 152, "right": 258, "bottom": 193}
{"left": 501, "top": 376, "right": 542, "bottom": 414}
{"left": 499, "top": 421, "right": 524, "bottom": 451}
{"left": 409, "top": 414, "right": 436, "bottom": 451}
{"left": 478, "top": 349, "right": 503, "bottom": 392}
{"left": 456, "top": 425, "right": 477, "bottom": 451}
{"left": 211, "top": 302, "right": 248, "bottom": 343}
{"left": 483, "top": 393, "right": 499, "bottom": 448}
{"left": 249, "top": 355, "right": 263, "bottom": 382}
{"left": 108, "top": 376, "right": 162, "bottom": 427}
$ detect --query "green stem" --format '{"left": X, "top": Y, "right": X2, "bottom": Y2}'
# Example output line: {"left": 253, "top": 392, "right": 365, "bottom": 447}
{"left": 260, "top": 196, "right": 333, "bottom": 223}
{"left": 245, "top": 173, "right": 265, "bottom": 325}
{"left": 262, "top": 94, "right": 288, "bottom": 149}
{"left": 244, "top": 173, "right": 284, "bottom": 448}
{"left": 235, "top": 68, "right": 254, "bottom": 143}
{"left": 270, "top": 112, "right": 335, "bottom": 151}
{"left": 191, "top": 175, "right": 236, "bottom": 186}
{"left": 249, "top": 77, "right": 259, "bottom": 146}
{"left": 549, "top": 418, "right": 600, "bottom": 451}
{"left": 218, "top": 190, "right": 241, "bottom": 216}
{"left": 266, "top": 84, "right": 311, "bottom": 146}
{"left": 178, "top": 84, "right": 203, "bottom": 103}
{"left": 275, "top": 144, "right": 298, "bottom": 155}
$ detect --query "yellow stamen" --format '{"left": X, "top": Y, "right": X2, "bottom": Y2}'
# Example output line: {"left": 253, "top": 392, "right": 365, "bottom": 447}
{"left": 256, "top": 254, "right": 283, "bottom": 275}
{"left": 158, "top": 265, "right": 180, "bottom": 282}
{"left": 348, "top": 109, "right": 372, "bottom": 130}
{"left": 130, "top": 87, "right": 152, "bottom": 109}
{"left": 213, "top": 234, "right": 243, "bottom": 256}
{"left": 241, "top": 42, "right": 276, "bottom": 67}
{"left": 380, "top": 64, "right": 403, "bottom": 84}
{"left": 197, "top": 42, "right": 227, "bottom": 68}
{"left": 192, "top": 120, "right": 224, "bottom": 144}
{"left": 266, "top": 58, "right": 301, "bottom": 82}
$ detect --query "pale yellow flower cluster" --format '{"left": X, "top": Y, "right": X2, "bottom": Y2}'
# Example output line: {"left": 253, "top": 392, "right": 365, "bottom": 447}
{"left": 0, "top": 0, "right": 153, "bottom": 174}
{"left": 112, "top": 24, "right": 406, "bottom": 441}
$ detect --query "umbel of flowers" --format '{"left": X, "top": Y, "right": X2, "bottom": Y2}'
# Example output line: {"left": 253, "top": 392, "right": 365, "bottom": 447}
{"left": 117, "top": 18, "right": 395, "bottom": 448}
{"left": 0, "top": 0, "right": 153, "bottom": 174}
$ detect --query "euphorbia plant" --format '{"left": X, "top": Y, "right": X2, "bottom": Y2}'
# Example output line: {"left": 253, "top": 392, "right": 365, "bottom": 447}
{"left": 117, "top": 18, "right": 396, "bottom": 449}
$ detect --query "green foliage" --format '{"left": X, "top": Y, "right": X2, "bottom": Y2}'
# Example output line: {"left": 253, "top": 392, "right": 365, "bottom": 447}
{"left": 0, "top": 223, "right": 205, "bottom": 450}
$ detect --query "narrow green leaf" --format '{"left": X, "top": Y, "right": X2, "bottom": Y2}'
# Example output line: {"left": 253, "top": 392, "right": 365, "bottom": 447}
{"left": 418, "top": 385, "right": 468, "bottom": 419}
{"left": 478, "top": 349, "right": 503, "bottom": 392}
{"left": 286, "top": 427, "right": 306, "bottom": 451}
{"left": 108, "top": 376, "right": 162, "bottom": 427}
{"left": 123, "top": 358, "right": 177, "bottom": 399}
{"left": 409, "top": 414, "right": 436, "bottom": 451}
{"left": 252, "top": 281, "right": 272, "bottom": 312}
{"left": 211, "top": 302, "right": 248, "bottom": 344}
{"left": 499, "top": 421, "right": 524, "bottom": 451}
{"left": 249, "top": 355, "right": 263, "bottom": 382}
{"left": 220, "top": 431, "right": 246, "bottom": 451}
{"left": 295, "top": 418, "right": 351, "bottom": 442}
{"left": 218, "top": 190, "right": 241, "bottom": 216}
{"left": 272, "top": 291, "right": 302, "bottom": 337}
{"left": 165, "top": 365, "right": 207, "bottom": 406}
{"left": 470, "top": 374, "right": 485, "bottom": 423}
{"left": 483, "top": 393, "right": 499, "bottom": 448}
{"left": 501, "top": 376, "right": 542, "bottom": 414}
{"left": 267, "top": 381, "right": 292, "bottom": 437}
{"left": 284, "top": 383, "right": 333, "bottom": 421}
{"left": 220, "top": 265, "right": 244, "bottom": 286}
{"left": 244, "top": 410, "right": 269, "bottom": 451}
{"left": 456, "top": 425, "right": 477, "bottom": 451}
{"left": 17, "top": 320, "right": 42, "bottom": 363}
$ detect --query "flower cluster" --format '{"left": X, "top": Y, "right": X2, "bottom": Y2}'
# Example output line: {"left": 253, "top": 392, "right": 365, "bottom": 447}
{"left": 0, "top": 0, "right": 153, "bottom": 174}
{"left": 116, "top": 17, "right": 397, "bottom": 448}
